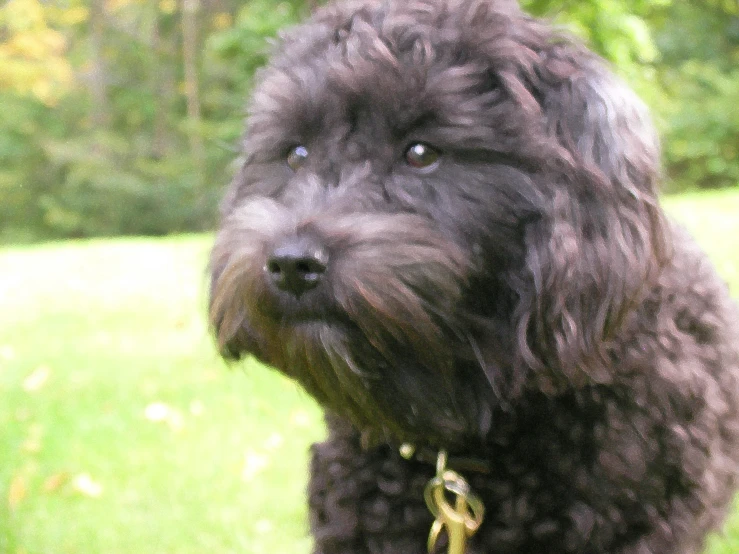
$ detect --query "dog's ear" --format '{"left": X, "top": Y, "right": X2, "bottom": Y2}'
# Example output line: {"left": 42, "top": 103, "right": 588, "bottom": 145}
{"left": 516, "top": 54, "right": 668, "bottom": 391}
{"left": 209, "top": 256, "right": 255, "bottom": 361}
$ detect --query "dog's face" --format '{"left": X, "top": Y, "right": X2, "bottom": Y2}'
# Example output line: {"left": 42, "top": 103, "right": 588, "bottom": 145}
{"left": 210, "top": 0, "right": 666, "bottom": 447}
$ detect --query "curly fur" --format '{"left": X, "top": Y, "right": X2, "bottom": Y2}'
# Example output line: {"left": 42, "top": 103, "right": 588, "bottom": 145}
{"left": 209, "top": 0, "right": 739, "bottom": 551}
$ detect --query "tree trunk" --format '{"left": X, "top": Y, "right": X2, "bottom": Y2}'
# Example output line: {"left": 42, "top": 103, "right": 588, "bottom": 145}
{"left": 181, "top": 0, "right": 206, "bottom": 183}
{"left": 89, "top": 0, "right": 110, "bottom": 129}
{"left": 151, "top": 8, "right": 168, "bottom": 159}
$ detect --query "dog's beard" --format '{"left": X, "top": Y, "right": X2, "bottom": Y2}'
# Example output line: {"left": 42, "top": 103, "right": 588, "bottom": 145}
{"left": 210, "top": 196, "right": 485, "bottom": 444}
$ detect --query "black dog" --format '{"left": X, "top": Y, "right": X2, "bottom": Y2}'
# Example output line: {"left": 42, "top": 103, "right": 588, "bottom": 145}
{"left": 209, "top": 0, "right": 739, "bottom": 551}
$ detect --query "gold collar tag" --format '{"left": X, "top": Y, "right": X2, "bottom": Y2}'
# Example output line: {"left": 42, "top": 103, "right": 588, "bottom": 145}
{"left": 424, "top": 451, "right": 485, "bottom": 554}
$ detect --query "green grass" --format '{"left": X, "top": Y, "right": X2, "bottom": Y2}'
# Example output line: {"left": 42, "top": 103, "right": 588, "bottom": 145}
{"left": 664, "top": 188, "right": 739, "bottom": 293}
{"left": 0, "top": 188, "right": 737, "bottom": 553}
{"left": 0, "top": 237, "right": 323, "bottom": 554}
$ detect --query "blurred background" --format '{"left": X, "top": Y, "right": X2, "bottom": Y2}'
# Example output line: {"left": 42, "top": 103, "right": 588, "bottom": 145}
{"left": 0, "top": 1, "right": 738, "bottom": 553}
{"left": 0, "top": 0, "right": 737, "bottom": 243}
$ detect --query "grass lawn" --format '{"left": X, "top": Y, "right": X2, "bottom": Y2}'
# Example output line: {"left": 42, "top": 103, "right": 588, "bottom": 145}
{"left": 1, "top": 188, "right": 738, "bottom": 554}
{"left": 0, "top": 237, "right": 324, "bottom": 554}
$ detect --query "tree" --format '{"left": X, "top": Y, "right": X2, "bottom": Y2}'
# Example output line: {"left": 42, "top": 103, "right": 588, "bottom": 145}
{"left": 0, "top": 0, "right": 736, "bottom": 242}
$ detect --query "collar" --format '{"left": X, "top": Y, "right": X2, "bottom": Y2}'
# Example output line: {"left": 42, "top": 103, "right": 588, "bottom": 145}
{"left": 399, "top": 443, "right": 492, "bottom": 475}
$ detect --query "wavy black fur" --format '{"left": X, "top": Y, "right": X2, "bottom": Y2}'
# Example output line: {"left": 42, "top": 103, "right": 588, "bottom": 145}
{"left": 209, "top": 0, "right": 739, "bottom": 551}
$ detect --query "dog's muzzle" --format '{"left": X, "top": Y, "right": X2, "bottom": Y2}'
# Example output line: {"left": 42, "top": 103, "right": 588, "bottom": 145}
{"left": 265, "top": 235, "right": 329, "bottom": 298}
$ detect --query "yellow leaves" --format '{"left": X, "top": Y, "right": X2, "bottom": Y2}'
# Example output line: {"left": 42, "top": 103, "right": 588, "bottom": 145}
{"left": 8, "top": 474, "right": 27, "bottom": 509}
{"left": 7, "top": 28, "right": 66, "bottom": 58}
{"left": 106, "top": 0, "right": 149, "bottom": 13}
{"left": 53, "top": 6, "right": 88, "bottom": 26}
{"left": 0, "top": 0, "right": 87, "bottom": 28}
{"left": 42, "top": 472, "right": 71, "bottom": 493}
{"left": 0, "top": 55, "right": 73, "bottom": 105}
{"left": 0, "top": 0, "right": 75, "bottom": 104}
{"left": 8, "top": 468, "right": 102, "bottom": 509}
{"left": 159, "top": 0, "right": 177, "bottom": 15}
{"left": 212, "top": 12, "right": 232, "bottom": 30}
{"left": 0, "top": 0, "right": 45, "bottom": 30}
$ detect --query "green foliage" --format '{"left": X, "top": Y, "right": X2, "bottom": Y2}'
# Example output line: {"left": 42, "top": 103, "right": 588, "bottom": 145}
{"left": 40, "top": 132, "right": 212, "bottom": 236}
{"left": 652, "top": 1, "right": 739, "bottom": 190}
{"left": 207, "top": 0, "right": 306, "bottom": 74}
{"left": 524, "top": 0, "right": 739, "bottom": 193}
{"left": 0, "top": 0, "right": 737, "bottom": 242}
{"left": 663, "top": 189, "right": 739, "bottom": 291}
{"left": 0, "top": 93, "right": 65, "bottom": 242}
{"left": 524, "top": 0, "right": 663, "bottom": 70}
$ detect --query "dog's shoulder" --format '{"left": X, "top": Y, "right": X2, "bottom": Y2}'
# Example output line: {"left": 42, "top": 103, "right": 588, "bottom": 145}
{"left": 647, "top": 216, "right": 739, "bottom": 359}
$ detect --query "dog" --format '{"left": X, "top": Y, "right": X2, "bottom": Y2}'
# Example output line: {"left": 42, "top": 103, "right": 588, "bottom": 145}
{"left": 209, "top": 0, "right": 739, "bottom": 551}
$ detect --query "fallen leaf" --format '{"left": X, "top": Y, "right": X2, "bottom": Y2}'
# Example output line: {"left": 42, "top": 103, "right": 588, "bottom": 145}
{"left": 255, "top": 519, "right": 273, "bottom": 534}
{"left": 242, "top": 450, "right": 269, "bottom": 482}
{"left": 22, "top": 438, "right": 41, "bottom": 453}
{"left": 0, "top": 345, "right": 15, "bottom": 361}
{"left": 72, "top": 473, "right": 103, "bottom": 497}
{"left": 22, "top": 423, "right": 44, "bottom": 453}
{"left": 23, "top": 366, "right": 50, "bottom": 392}
{"left": 264, "top": 433, "right": 283, "bottom": 451}
{"left": 290, "top": 410, "right": 311, "bottom": 428}
{"left": 189, "top": 400, "right": 204, "bottom": 416}
{"left": 8, "top": 474, "right": 26, "bottom": 509}
{"left": 203, "top": 370, "right": 219, "bottom": 382}
{"left": 166, "top": 410, "right": 184, "bottom": 431}
{"left": 144, "top": 402, "right": 170, "bottom": 422}
{"left": 43, "top": 472, "right": 71, "bottom": 492}
{"left": 144, "top": 402, "right": 184, "bottom": 431}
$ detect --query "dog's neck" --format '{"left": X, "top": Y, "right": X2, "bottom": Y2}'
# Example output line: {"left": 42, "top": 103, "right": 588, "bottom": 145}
{"left": 355, "top": 420, "right": 494, "bottom": 475}
{"left": 398, "top": 443, "right": 493, "bottom": 475}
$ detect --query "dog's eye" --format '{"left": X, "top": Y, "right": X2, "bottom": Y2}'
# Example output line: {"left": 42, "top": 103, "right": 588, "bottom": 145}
{"left": 287, "top": 145, "right": 309, "bottom": 170}
{"left": 405, "top": 142, "right": 440, "bottom": 170}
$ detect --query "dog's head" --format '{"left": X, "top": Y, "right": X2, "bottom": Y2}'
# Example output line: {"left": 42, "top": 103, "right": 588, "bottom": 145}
{"left": 210, "top": 0, "right": 667, "bottom": 447}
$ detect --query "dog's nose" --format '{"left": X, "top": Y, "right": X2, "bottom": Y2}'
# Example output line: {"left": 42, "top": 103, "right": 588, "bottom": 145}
{"left": 266, "top": 237, "right": 328, "bottom": 297}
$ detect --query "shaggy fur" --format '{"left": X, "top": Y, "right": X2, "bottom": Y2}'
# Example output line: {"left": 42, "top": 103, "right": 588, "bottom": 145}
{"left": 209, "top": 0, "right": 739, "bottom": 551}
